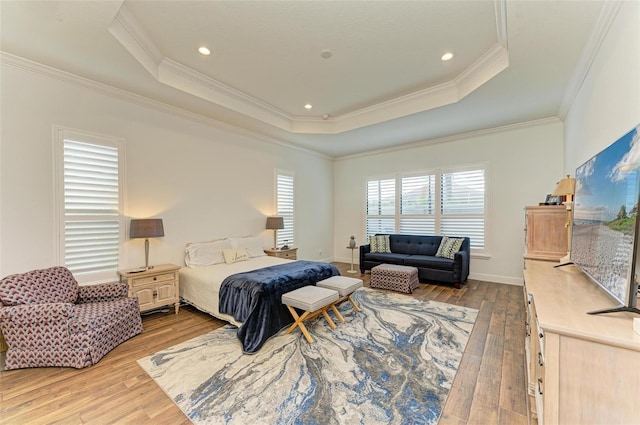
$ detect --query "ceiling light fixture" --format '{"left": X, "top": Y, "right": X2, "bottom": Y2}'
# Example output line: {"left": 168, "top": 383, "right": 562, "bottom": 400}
{"left": 441, "top": 52, "right": 454, "bottom": 61}
{"left": 198, "top": 46, "right": 211, "bottom": 56}
{"left": 320, "top": 50, "right": 332, "bottom": 59}
{"left": 304, "top": 104, "right": 313, "bottom": 110}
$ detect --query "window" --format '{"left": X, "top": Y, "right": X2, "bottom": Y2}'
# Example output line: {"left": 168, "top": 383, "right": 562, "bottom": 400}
{"left": 276, "top": 170, "right": 294, "bottom": 248}
{"left": 366, "top": 165, "right": 487, "bottom": 253}
{"left": 55, "top": 127, "right": 125, "bottom": 283}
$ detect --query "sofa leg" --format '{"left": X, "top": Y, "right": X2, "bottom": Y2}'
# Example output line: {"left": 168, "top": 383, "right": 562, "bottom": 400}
{"left": 454, "top": 282, "right": 461, "bottom": 289}
{"left": 360, "top": 269, "right": 365, "bottom": 274}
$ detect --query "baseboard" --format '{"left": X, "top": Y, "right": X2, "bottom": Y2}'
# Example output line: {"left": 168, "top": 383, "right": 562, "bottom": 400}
{"left": 469, "top": 272, "right": 523, "bottom": 286}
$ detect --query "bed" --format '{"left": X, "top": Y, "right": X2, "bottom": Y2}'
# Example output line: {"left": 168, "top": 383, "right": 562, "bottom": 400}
{"left": 179, "top": 238, "right": 339, "bottom": 353}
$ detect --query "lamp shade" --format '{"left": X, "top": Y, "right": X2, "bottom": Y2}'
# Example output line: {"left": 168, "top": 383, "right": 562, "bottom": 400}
{"left": 130, "top": 218, "right": 164, "bottom": 239}
{"left": 553, "top": 175, "right": 576, "bottom": 197}
{"left": 265, "top": 216, "right": 284, "bottom": 230}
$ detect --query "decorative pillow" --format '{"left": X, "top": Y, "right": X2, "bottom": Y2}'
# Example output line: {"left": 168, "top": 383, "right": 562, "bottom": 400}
{"left": 369, "top": 235, "right": 391, "bottom": 253}
{"left": 435, "top": 237, "right": 465, "bottom": 259}
{"left": 228, "top": 236, "right": 266, "bottom": 258}
{"left": 222, "top": 248, "right": 249, "bottom": 264}
{"left": 185, "top": 239, "right": 231, "bottom": 267}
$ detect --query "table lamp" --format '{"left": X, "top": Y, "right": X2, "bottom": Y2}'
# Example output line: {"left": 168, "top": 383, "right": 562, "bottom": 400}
{"left": 130, "top": 218, "right": 164, "bottom": 269}
{"left": 266, "top": 216, "right": 284, "bottom": 250}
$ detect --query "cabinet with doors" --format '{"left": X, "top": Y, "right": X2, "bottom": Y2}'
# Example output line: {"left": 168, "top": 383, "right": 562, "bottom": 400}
{"left": 524, "top": 206, "right": 568, "bottom": 262}
{"left": 119, "top": 264, "right": 180, "bottom": 314}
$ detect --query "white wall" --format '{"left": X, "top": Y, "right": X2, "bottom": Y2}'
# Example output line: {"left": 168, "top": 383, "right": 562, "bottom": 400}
{"left": 565, "top": 1, "right": 640, "bottom": 171}
{"left": 0, "top": 61, "right": 334, "bottom": 279}
{"left": 333, "top": 120, "right": 565, "bottom": 285}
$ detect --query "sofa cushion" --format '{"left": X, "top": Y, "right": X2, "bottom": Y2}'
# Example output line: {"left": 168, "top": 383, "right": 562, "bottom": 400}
{"left": 436, "top": 237, "right": 465, "bottom": 259}
{"left": 369, "top": 235, "right": 391, "bottom": 253}
{"left": 389, "top": 234, "right": 441, "bottom": 256}
{"left": 364, "top": 252, "right": 411, "bottom": 265}
{"left": 0, "top": 267, "right": 78, "bottom": 306}
{"left": 406, "top": 255, "right": 455, "bottom": 271}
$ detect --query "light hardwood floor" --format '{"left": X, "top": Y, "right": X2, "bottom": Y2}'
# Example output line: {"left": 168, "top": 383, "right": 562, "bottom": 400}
{"left": 0, "top": 263, "right": 528, "bottom": 424}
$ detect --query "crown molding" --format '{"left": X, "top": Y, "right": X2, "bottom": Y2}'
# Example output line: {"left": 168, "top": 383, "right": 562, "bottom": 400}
{"left": 108, "top": 4, "right": 162, "bottom": 79}
{"left": 557, "top": 1, "right": 623, "bottom": 119}
{"left": 0, "top": 51, "right": 332, "bottom": 161}
{"left": 108, "top": 0, "right": 510, "bottom": 135}
{"left": 335, "top": 117, "right": 562, "bottom": 161}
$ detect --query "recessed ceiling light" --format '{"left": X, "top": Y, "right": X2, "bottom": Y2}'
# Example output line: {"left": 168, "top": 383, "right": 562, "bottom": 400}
{"left": 320, "top": 50, "right": 332, "bottom": 59}
{"left": 304, "top": 104, "right": 313, "bottom": 109}
{"left": 198, "top": 46, "right": 211, "bottom": 56}
{"left": 441, "top": 52, "right": 454, "bottom": 61}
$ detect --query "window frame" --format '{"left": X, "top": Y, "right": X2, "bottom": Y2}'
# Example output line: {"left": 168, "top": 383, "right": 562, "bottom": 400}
{"left": 275, "top": 169, "right": 295, "bottom": 248}
{"left": 365, "top": 163, "right": 490, "bottom": 256}
{"left": 53, "top": 126, "right": 126, "bottom": 284}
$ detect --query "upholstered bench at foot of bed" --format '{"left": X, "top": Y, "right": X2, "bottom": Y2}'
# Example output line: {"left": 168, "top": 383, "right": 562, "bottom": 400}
{"left": 370, "top": 264, "right": 419, "bottom": 293}
{"left": 316, "top": 275, "right": 363, "bottom": 322}
{"left": 282, "top": 286, "right": 339, "bottom": 343}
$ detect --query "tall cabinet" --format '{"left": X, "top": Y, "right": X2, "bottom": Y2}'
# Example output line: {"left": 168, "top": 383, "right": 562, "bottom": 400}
{"left": 524, "top": 206, "right": 568, "bottom": 261}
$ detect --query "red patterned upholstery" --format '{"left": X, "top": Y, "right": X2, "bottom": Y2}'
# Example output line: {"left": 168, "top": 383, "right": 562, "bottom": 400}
{"left": 0, "top": 267, "right": 143, "bottom": 370}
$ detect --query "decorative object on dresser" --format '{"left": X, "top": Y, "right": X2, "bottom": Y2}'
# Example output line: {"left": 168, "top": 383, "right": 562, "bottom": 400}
{"left": 552, "top": 174, "right": 576, "bottom": 261}
{"left": 264, "top": 247, "right": 297, "bottom": 260}
{"left": 360, "top": 234, "right": 470, "bottom": 288}
{"left": 119, "top": 264, "right": 180, "bottom": 314}
{"left": 265, "top": 216, "right": 284, "bottom": 250}
{"left": 0, "top": 266, "right": 143, "bottom": 369}
{"left": 523, "top": 205, "right": 568, "bottom": 262}
{"left": 129, "top": 218, "right": 164, "bottom": 270}
{"left": 523, "top": 260, "right": 639, "bottom": 424}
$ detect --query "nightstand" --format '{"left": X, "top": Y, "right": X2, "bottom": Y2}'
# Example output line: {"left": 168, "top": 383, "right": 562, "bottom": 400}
{"left": 118, "top": 264, "right": 181, "bottom": 314}
{"left": 264, "top": 247, "right": 298, "bottom": 260}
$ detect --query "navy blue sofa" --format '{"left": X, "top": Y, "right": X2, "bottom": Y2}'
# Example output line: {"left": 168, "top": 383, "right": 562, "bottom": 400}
{"left": 359, "top": 234, "right": 470, "bottom": 288}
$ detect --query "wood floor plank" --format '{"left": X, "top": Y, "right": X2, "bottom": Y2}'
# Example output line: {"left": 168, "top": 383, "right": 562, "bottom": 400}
{"left": 0, "top": 263, "right": 527, "bottom": 424}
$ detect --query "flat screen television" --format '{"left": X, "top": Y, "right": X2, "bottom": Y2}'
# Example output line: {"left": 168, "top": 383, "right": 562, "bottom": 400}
{"left": 570, "top": 123, "right": 640, "bottom": 315}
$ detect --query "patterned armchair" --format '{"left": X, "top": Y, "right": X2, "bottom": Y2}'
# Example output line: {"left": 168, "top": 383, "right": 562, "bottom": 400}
{"left": 0, "top": 266, "right": 143, "bottom": 370}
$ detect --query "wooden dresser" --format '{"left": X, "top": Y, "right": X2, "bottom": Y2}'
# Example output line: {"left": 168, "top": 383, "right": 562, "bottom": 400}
{"left": 524, "top": 206, "right": 569, "bottom": 261}
{"left": 523, "top": 260, "right": 640, "bottom": 424}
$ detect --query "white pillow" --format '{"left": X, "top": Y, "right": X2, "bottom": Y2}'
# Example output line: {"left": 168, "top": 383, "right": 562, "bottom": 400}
{"left": 228, "top": 236, "right": 266, "bottom": 258}
{"left": 184, "top": 239, "right": 231, "bottom": 267}
{"left": 222, "top": 248, "right": 249, "bottom": 264}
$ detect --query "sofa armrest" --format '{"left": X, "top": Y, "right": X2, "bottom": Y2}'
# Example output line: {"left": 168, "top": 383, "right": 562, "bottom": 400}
{"left": 359, "top": 244, "right": 371, "bottom": 270}
{"left": 453, "top": 249, "right": 470, "bottom": 282}
{"left": 77, "top": 281, "right": 128, "bottom": 303}
{"left": 0, "top": 303, "right": 75, "bottom": 349}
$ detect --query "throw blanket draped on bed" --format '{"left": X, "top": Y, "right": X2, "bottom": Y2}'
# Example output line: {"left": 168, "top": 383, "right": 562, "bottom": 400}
{"left": 219, "top": 260, "right": 340, "bottom": 353}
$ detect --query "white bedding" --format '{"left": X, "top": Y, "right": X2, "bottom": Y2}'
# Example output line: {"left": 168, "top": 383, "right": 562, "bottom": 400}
{"left": 179, "top": 256, "right": 293, "bottom": 326}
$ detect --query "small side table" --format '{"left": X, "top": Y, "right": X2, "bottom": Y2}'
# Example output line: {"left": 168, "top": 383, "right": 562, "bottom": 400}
{"left": 264, "top": 247, "right": 298, "bottom": 260}
{"left": 118, "top": 264, "right": 181, "bottom": 314}
{"left": 346, "top": 246, "right": 358, "bottom": 274}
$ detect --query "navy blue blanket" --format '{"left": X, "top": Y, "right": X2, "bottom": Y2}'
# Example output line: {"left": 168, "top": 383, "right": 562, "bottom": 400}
{"left": 219, "top": 260, "right": 340, "bottom": 353}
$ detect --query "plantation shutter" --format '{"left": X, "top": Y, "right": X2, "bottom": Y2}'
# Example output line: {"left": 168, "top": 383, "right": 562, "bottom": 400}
{"left": 276, "top": 171, "right": 295, "bottom": 247}
{"left": 400, "top": 174, "right": 436, "bottom": 235}
{"left": 440, "top": 169, "right": 485, "bottom": 249}
{"left": 366, "top": 178, "right": 396, "bottom": 240}
{"left": 60, "top": 136, "right": 123, "bottom": 281}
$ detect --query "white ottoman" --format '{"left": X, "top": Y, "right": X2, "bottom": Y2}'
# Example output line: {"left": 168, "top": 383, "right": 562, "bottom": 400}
{"left": 282, "top": 285, "right": 339, "bottom": 343}
{"left": 317, "top": 275, "right": 363, "bottom": 322}
{"left": 370, "top": 264, "right": 419, "bottom": 293}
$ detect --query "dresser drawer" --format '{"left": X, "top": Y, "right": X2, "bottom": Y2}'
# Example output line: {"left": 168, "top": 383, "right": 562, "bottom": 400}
{"left": 132, "top": 272, "right": 176, "bottom": 287}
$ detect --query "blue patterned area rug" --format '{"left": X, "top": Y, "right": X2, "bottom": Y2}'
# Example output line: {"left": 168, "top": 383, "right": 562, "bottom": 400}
{"left": 137, "top": 288, "right": 478, "bottom": 425}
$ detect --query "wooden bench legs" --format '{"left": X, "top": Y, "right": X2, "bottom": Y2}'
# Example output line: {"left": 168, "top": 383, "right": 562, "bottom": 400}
{"left": 285, "top": 304, "right": 336, "bottom": 343}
